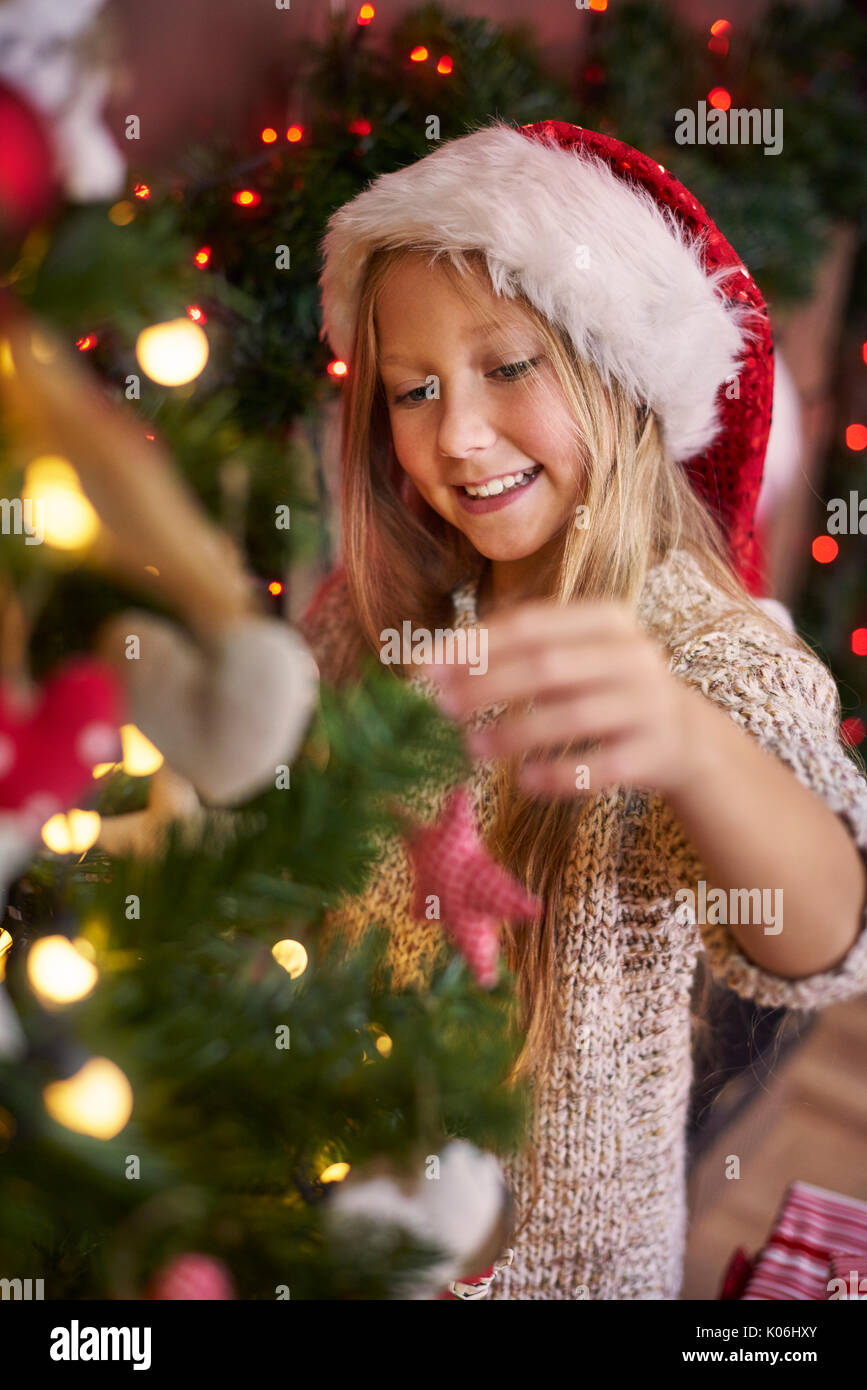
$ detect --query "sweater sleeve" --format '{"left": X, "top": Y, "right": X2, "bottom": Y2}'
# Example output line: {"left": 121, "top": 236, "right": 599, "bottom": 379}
{"left": 665, "top": 622, "right": 867, "bottom": 1011}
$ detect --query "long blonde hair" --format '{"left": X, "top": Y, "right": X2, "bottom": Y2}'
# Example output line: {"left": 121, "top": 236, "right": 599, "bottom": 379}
{"left": 325, "top": 242, "right": 837, "bottom": 1231}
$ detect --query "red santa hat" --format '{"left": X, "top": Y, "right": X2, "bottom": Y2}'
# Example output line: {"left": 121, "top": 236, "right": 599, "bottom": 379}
{"left": 318, "top": 119, "right": 774, "bottom": 593}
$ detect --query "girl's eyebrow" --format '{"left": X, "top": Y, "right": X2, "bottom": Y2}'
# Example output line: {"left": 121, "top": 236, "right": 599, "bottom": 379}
{"left": 380, "top": 324, "right": 535, "bottom": 368}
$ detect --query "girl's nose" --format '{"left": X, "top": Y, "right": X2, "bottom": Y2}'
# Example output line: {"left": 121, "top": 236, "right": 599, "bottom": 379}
{"left": 435, "top": 382, "right": 498, "bottom": 462}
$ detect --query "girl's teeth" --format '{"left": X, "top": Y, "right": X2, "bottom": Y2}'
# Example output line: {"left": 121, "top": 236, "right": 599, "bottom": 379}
{"left": 464, "top": 467, "right": 537, "bottom": 498}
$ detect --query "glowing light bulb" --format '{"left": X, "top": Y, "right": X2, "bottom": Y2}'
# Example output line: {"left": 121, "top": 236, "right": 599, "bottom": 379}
{"left": 27, "top": 935, "right": 98, "bottom": 1005}
{"left": 0, "top": 928, "right": 12, "bottom": 981}
{"left": 43, "top": 1058, "right": 133, "bottom": 1139}
{"left": 41, "top": 809, "right": 101, "bottom": 855}
{"left": 135, "top": 318, "right": 209, "bottom": 386}
{"left": 119, "top": 723, "right": 164, "bottom": 776}
{"left": 319, "top": 1162, "right": 350, "bottom": 1183}
{"left": 271, "top": 939, "right": 308, "bottom": 978}
{"left": 22, "top": 455, "right": 100, "bottom": 550}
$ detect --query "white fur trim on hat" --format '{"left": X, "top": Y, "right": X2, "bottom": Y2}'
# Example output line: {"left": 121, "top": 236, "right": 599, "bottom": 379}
{"left": 319, "top": 120, "right": 758, "bottom": 464}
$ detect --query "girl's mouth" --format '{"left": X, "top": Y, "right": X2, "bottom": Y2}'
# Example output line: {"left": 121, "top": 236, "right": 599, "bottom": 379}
{"left": 454, "top": 464, "right": 543, "bottom": 515}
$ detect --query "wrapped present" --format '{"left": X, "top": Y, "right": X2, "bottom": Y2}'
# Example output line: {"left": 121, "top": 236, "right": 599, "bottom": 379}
{"left": 739, "top": 1180, "right": 867, "bottom": 1300}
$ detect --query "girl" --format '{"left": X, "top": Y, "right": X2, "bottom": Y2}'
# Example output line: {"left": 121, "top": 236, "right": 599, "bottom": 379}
{"left": 301, "top": 120, "right": 867, "bottom": 1300}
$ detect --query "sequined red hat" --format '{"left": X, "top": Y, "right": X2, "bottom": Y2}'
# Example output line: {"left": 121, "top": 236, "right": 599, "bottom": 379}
{"left": 319, "top": 119, "right": 774, "bottom": 592}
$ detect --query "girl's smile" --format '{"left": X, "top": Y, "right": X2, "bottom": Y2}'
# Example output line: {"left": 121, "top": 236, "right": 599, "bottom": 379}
{"left": 454, "top": 463, "right": 544, "bottom": 513}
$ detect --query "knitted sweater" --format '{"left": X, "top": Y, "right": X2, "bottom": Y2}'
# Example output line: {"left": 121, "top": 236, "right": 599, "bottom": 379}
{"left": 299, "top": 547, "right": 867, "bottom": 1300}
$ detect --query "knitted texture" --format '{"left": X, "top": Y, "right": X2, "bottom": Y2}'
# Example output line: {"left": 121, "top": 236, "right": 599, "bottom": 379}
{"left": 299, "top": 548, "right": 867, "bottom": 1300}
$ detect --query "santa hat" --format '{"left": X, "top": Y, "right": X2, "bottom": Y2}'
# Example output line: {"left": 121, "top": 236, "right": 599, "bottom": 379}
{"left": 318, "top": 119, "right": 774, "bottom": 592}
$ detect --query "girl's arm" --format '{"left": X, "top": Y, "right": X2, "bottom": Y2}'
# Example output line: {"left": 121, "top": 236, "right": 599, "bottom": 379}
{"left": 666, "top": 680, "right": 867, "bottom": 979}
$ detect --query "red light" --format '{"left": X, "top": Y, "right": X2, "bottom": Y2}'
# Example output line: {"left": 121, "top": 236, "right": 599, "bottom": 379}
{"left": 708, "top": 88, "right": 731, "bottom": 111}
{"left": 846, "top": 423, "right": 867, "bottom": 451}
{"left": 133, "top": 182, "right": 150, "bottom": 200}
{"left": 589, "top": 0, "right": 608, "bottom": 9}
{"left": 327, "top": 360, "right": 348, "bottom": 379}
{"left": 268, "top": 580, "right": 283, "bottom": 597}
{"left": 410, "top": 46, "right": 428, "bottom": 62}
{"left": 841, "top": 716, "right": 866, "bottom": 747}
{"left": 358, "top": 2, "right": 375, "bottom": 22}
{"left": 862, "top": 342, "right": 867, "bottom": 365}
{"left": 710, "top": 19, "right": 732, "bottom": 35}
{"left": 852, "top": 629, "right": 867, "bottom": 656}
{"left": 261, "top": 127, "right": 278, "bottom": 144}
{"left": 145, "top": 433, "right": 155, "bottom": 441}
{"left": 348, "top": 118, "right": 372, "bottom": 136}
{"left": 812, "top": 535, "right": 839, "bottom": 564}
{"left": 232, "top": 189, "right": 261, "bottom": 207}
{"left": 194, "top": 246, "right": 211, "bottom": 267}
{"left": 707, "top": 36, "right": 729, "bottom": 55}
{"left": 436, "top": 56, "right": 453, "bottom": 75}
{"left": 286, "top": 125, "right": 303, "bottom": 143}
{"left": 75, "top": 334, "right": 97, "bottom": 351}
{"left": 187, "top": 305, "right": 206, "bottom": 324}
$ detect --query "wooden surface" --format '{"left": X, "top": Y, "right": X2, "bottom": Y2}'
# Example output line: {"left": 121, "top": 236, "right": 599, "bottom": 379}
{"left": 682, "top": 994, "right": 867, "bottom": 1299}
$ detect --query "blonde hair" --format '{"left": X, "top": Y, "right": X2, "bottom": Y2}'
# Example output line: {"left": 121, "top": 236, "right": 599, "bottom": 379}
{"left": 327, "top": 242, "right": 835, "bottom": 1237}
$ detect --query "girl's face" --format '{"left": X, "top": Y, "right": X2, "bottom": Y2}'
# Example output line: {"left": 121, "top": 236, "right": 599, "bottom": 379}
{"left": 375, "top": 256, "right": 582, "bottom": 564}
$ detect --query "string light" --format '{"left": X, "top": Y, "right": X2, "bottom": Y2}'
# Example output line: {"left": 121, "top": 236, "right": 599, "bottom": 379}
{"left": 268, "top": 580, "right": 283, "bottom": 596}
{"left": 22, "top": 455, "right": 100, "bottom": 550}
{"left": 811, "top": 535, "right": 838, "bottom": 564}
{"left": 120, "top": 723, "right": 164, "bottom": 777}
{"left": 0, "top": 929, "right": 12, "bottom": 981}
{"left": 27, "top": 935, "right": 98, "bottom": 1006}
{"left": 357, "top": 2, "right": 375, "bottom": 23}
{"left": 841, "top": 717, "right": 866, "bottom": 748}
{"left": 261, "top": 127, "right": 278, "bottom": 144}
{"left": 589, "top": 0, "right": 608, "bottom": 10}
{"left": 852, "top": 629, "right": 867, "bottom": 657}
{"left": 327, "top": 359, "right": 348, "bottom": 378}
{"left": 708, "top": 88, "right": 731, "bottom": 111}
{"left": 436, "top": 56, "right": 453, "bottom": 75}
{"left": 193, "top": 246, "right": 211, "bottom": 267}
{"left": 410, "top": 46, "right": 428, "bottom": 62}
{"left": 133, "top": 183, "right": 150, "bottom": 200}
{"left": 41, "top": 809, "right": 101, "bottom": 855}
{"left": 232, "top": 189, "right": 261, "bottom": 208}
{"left": 286, "top": 126, "right": 303, "bottom": 143}
{"left": 319, "top": 1162, "right": 350, "bottom": 1183}
{"left": 43, "top": 1058, "right": 133, "bottom": 1139}
{"left": 75, "top": 334, "right": 98, "bottom": 351}
{"left": 135, "top": 318, "right": 209, "bottom": 386}
{"left": 348, "top": 118, "right": 372, "bottom": 136}
{"left": 271, "top": 939, "right": 308, "bottom": 978}
{"left": 108, "top": 200, "right": 136, "bottom": 226}
{"left": 187, "top": 305, "right": 207, "bottom": 324}
{"left": 845, "top": 424, "right": 867, "bottom": 451}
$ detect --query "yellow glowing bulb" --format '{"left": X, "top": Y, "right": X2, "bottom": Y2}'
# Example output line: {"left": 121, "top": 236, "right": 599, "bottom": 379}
{"left": 27, "top": 935, "right": 98, "bottom": 1005}
{"left": 43, "top": 1058, "right": 132, "bottom": 1139}
{"left": 108, "top": 200, "right": 136, "bottom": 226}
{"left": 92, "top": 762, "right": 117, "bottom": 779}
{"left": 375, "top": 1033, "right": 393, "bottom": 1057}
{"left": 0, "top": 928, "right": 12, "bottom": 982}
{"left": 135, "top": 318, "right": 209, "bottom": 386}
{"left": 320, "top": 1162, "right": 350, "bottom": 1184}
{"left": 22, "top": 455, "right": 100, "bottom": 550}
{"left": 41, "top": 809, "right": 101, "bottom": 855}
{"left": 0, "top": 337, "right": 14, "bottom": 377}
{"left": 271, "top": 939, "right": 308, "bottom": 978}
{"left": 120, "top": 723, "right": 164, "bottom": 776}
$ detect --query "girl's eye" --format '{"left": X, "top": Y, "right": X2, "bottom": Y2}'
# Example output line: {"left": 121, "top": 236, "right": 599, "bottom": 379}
{"left": 392, "top": 358, "right": 542, "bottom": 406}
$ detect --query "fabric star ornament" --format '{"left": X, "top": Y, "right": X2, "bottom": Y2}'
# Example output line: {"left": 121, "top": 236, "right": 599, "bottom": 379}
{"left": 405, "top": 785, "right": 542, "bottom": 988}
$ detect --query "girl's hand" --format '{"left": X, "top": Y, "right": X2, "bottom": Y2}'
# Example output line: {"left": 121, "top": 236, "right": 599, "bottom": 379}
{"left": 425, "top": 597, "right": 706, "bottom": 801}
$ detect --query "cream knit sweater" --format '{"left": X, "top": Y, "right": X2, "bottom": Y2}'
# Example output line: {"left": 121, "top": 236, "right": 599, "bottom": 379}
{"left": 299, "top": 548, "right": 867, "bottom": 1300}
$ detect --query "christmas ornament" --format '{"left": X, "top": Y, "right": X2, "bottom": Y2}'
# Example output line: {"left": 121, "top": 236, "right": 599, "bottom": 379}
{"left": 0, "top": 79, "right": 59, "bottom": 244}
{"left": 96, "top": 611, "right": 319, "bottom": 807}
{"left": 0, "top": 0, "right": 125, "bottom": 204}
{"left": 147, "top": 1252, "right": 236, "bottom": 1301}
{"left": 318, "top": 118, "right": 774, "bottom": 591}
{"left": 324, "top": 1138, "right": 513, "bottom": 1301}
{"left": 404, "top": 785, "right": 542, "bottom": 988}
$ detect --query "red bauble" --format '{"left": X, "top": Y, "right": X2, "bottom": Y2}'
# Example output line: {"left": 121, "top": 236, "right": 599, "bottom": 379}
{"left": 147, "top": 1253, "right": 236, "bottom": 1301}
{"left": 0, "top": 80, "right": 60, "bottom": 243}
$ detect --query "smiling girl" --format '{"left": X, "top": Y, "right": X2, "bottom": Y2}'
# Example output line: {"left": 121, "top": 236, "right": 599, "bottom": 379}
{"left": 301, "top": 120, "right": 867, "bottom": 1300}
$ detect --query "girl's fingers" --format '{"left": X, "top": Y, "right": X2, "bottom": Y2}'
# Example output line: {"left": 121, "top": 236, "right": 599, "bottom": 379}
{"left": 519, "top": 733, "right": 650, "bottom": 799}
{"left": 428, "top": 635, "right": 650, "bottom": 716}
{"left": 468, "top": 692, "right": 641, "bottom": 759}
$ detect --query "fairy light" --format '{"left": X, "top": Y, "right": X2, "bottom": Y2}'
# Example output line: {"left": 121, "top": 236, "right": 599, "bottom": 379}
{"left": 286, "top": 125, "right": 303, "bottom": 143}
{"left": 852, "top": 629, "right": 867, "bottom": 657}
{"left": 319, "top": 1162, "right": 350, "bottom": 1183}
{"left": 193, "top": 246, "right": 211, "bottom": 267}
{"left": 0, "top": 929, "right": 12, "bottom": 981}
{"left": 232, "top": 189, "right": 261, "bottom": 208}
{"left": 845, "top": 424, "right": 867, "bottom": 451}
{"left": 22, "top": 455, "right": 100, "bottom": 550}
{"left": 268, "top": 580, "right": 283, "bottom": 596}
{"left": 348, "top": 118, "right": 372, "bottom": 135}
{"left": 271, "top": 939, "right": 308, "bottom": 978}
{"left": 41, "top": 810, "right": 101, "bottom": 855}
{"left": 120, "top": 724, "right": 164, "bottom": 777}
{"left": 410, "top": 46, "right": 428, "bottom": 62}
{"left": 589, "top": 0, "right": 608, "bottom": 10}
{"left": 261, "top": 127, "right": 278, "bottom": 144}
{"left": 27, "top": 935, "right": 98, "bottom": 1006}
{"left": 811, "top": 535, "right": 838, "bottom": 564}
{"left": 133, "top": 183, "right": 150, "bottom": 200}
{"left": 327, "top": 359, "right": 348, "bottom": 379}
{"left": 436, "top": 56, "right": 453, "bottom": 75}
{"left": 187, "top": 305, "right": 206, "bottom": 324}
{"left": 75, "top": 334, "right": 97, "bottom": 351}
{"left": 135, "top": 318, "right": 209, "bottom": 386}
{"left": 108, "top": 200, "right": 136, "bottom": 226}
{"left": 357, "top": 2, "right": 375, "bottom": 23}
{"left": 708, "top": 88, "right": 731, "bottom": 111}
{"left": 841, "top": 717, "right": 866, "bottom": 747}
{"left": 43, "top": 1058, "right": 133, "bottom": 1139}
